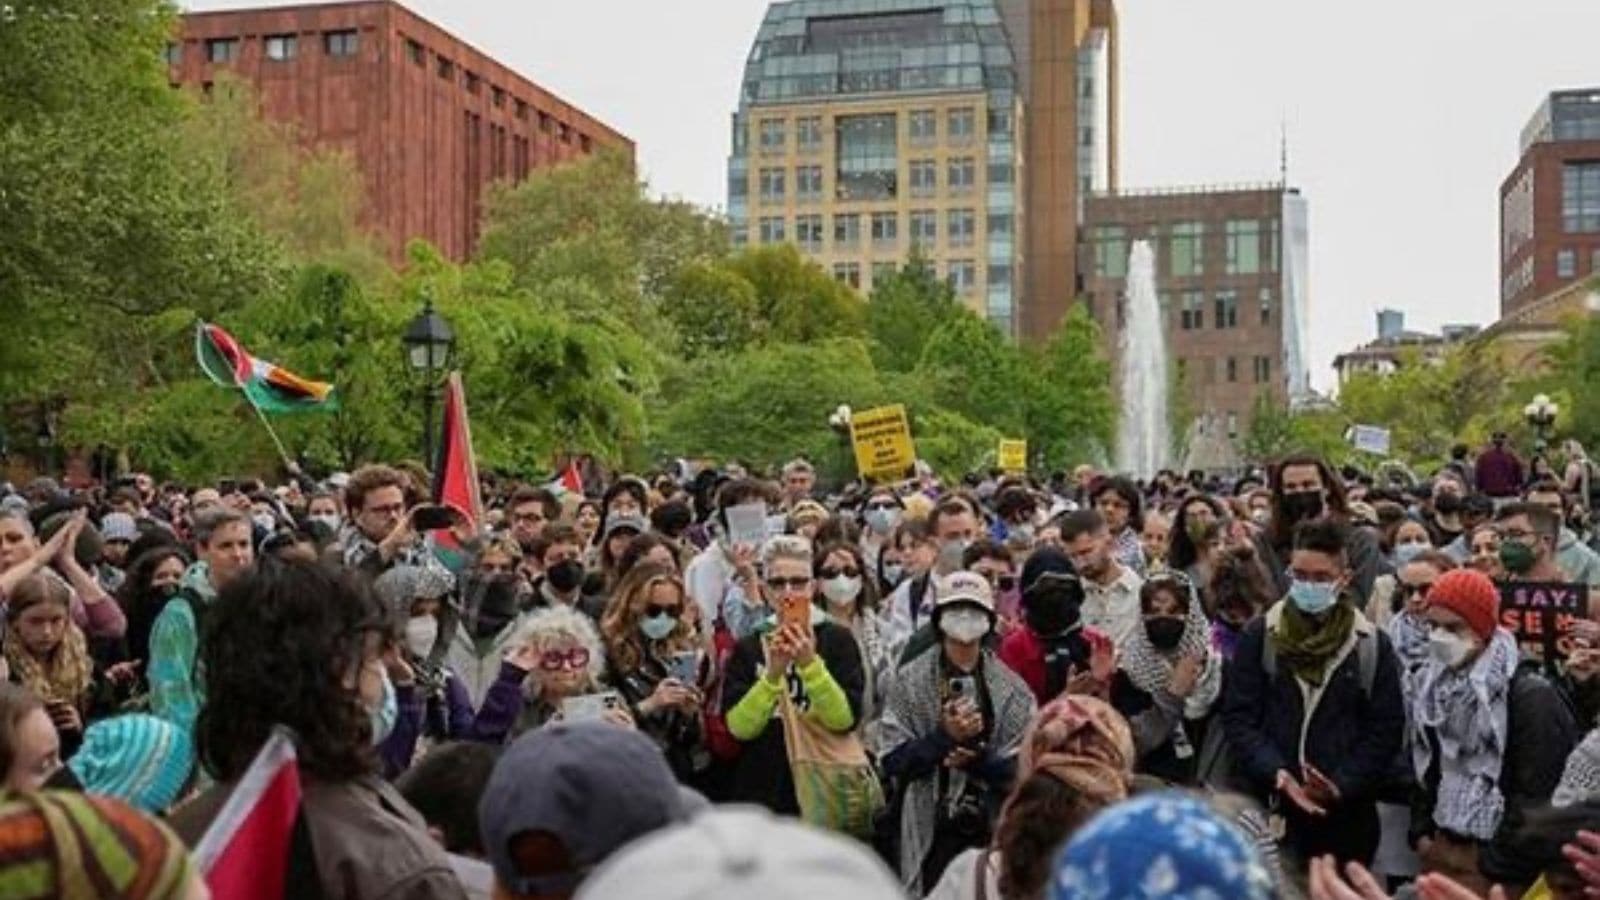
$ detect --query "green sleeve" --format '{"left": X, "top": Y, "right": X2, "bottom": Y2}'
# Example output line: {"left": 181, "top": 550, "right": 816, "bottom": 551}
{"left": 726, "top": 674, "right": 782, "bottom": 741}
{"left": 148, "top": 601, "right": 200, "bottom": 734}
{"left": 798, "top": 657, "right": 854, "bottom": 733}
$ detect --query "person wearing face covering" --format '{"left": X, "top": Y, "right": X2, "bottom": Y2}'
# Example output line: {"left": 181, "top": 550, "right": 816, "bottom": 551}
{"left": 999, "top": 547, "right": 1108, "bottom": 704}
{"left": 1221, "top": 517, "right": 1406, "bottom": 868}
{"left": 880, "top": 571, "right": 1036, "bottom": 894}
{"left": 1255, "top": 453, "right": 1386, "bottom": 606}
{"left": 448, "top": 555, "right": 536, "bottom": 708}
{"left": 1406, "top": 568, "right": 1578, "bottom": 896}
{"left": 1109, "top": 573, "right": 1223, "bottom": 785}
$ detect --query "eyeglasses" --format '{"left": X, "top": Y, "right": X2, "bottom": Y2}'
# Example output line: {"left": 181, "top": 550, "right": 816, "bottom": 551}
{"left": 818, "top": 566, "right": 860, "bottom": 579}
{"left": 1397, "top": 582, "right": 1434, "bottom": 601}
{"left": 644, "top": 604, "right": 681, "bottom": 619}
{"left": 981, "top": 572, "right": 1017, "bottom": 591}
{"left": 539, "top": 647, "right": 591, "bottom": 671}
{"left": 365, "top": 502, "right": 406, "bottom": 517}
{"left": 766, "top": 576, "right": 812, "bottom": 591}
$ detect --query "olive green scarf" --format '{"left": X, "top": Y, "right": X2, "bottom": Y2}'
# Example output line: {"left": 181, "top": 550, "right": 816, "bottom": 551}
{"left": 1271, "top": 599, "right": 1356, "bottom": 686}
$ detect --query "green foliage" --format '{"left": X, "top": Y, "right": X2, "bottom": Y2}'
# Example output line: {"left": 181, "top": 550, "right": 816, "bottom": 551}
{"left": 659, "top": 262, "right": 764, "bottom": 359}
{"left": 1024, "top": 305, "right": 1115, "bottom": 471}
{"left": 915, "top": 312, "right": 1028, "bottom": 435}
{"left": 866, "top": 252, "right": 963, "bottom": 372}
{"left": 1541, "top": 308, "right": 1600, "bottom": 451}
{"left": 723, "top": 246, "right": 866, "bottom": 344}
{"left": 1337, "top": 341, "right": 1514, "bottom": 469}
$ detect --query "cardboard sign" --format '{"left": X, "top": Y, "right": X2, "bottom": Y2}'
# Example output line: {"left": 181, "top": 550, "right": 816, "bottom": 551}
{"left": 1348, "top": 424, "right": 1391, "bottom": 456}
{"left": 850, "top": 404, "right": 916, "bottom": 481}
{"left": 1498, "top": 580, "right": 1586, "bottom": 664}
{"left": 998, "top": 439, "right": 1028, "bottom": 473}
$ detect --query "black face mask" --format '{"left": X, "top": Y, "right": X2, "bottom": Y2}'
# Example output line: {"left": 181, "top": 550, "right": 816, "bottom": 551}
{"left": 464, "top": 574, "right": 520, "bottom": 639}
{"left": 1433, "top": 493, "right": 1463, "bottom": 515}
{"left": 1144, "top": 616, "right": 1185, "bottom": 651}
{"left": 1280, "top": 491, "right": 1325, "bottom": 523}
{"left": 546, "top": 559, "right": 585, "bottom": 594}
{"left": 1023, "top": 584, "right": 1083, "bottom": 637}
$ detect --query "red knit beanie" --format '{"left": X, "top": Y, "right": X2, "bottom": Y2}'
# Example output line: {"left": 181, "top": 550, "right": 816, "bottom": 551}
{"left": 1425, "top": 568, "right": 1500, "bottom": 640}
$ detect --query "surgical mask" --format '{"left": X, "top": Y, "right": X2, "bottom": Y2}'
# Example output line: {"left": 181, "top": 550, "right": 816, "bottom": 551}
{"left": 639, "top": 613, "right": 677, "bottom": 641}
{"left": 1250, "top": 509, "right": 1270, "bottom": 527}
{"left": 310, "top": 513, "right": 341, "bottom": 532}
{"left": 1427, "top": 628, "right": 1474, "bottom": 668}
{"left": 937, "top": 539, "right": 969, "bottom": 574}
{"left": 1144, "top": 616, "right": 1185, "bottom": 651}
{"left": 1288, "top": 579, "right": 1339, "bottom": 615}
{"left": 546, "top": 559, "right": 585, "bottom": 594}
{"left": 939, "top": 607, "right": 991, "bottom": 644}
{"left": 881, "top": 562, "right": 906, "bottom": 588}
{"left": 251, "top": 512, "right": 276, "bottom": 533}
{"left": 370, "top": 668, "right": 397, "bottom": 745}
{"left": 1010, "top": 523, "right": 1036, "bottom": 545}
{"left": 1393, "top": 542, "right": 1428, "bottom": 566}
{"left": 1500, "top": 540, "right": 1537, "bottom": 574}
{"left": 1281, "top": 491, "right": 1325, "bottom": 523}
{"left": 865, "top": 508, "right": 901, "bottom": 536}
{"left": 404, "top": 614, "right": 438, "bottom": 658}
{"left": 821, "top": 575, "right": 862, "bottom": 608}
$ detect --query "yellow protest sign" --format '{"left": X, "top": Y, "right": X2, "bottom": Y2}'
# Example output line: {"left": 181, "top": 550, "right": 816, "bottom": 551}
{"left": 850, "top": 405, "right": 916, "bottom": 481}
{"left": 998, "top": 439, "right": 1027, "bottom": 473}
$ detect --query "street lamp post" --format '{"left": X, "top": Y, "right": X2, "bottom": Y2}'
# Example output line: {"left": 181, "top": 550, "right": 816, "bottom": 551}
{"left": 1523, "top": 393, "right": 1559, "bottom": 454}
{"left": 828, "top": 404, "right": 853, "bottom": 484}
{"left": 403, "top": 295, "right": 456, "bottom": 466}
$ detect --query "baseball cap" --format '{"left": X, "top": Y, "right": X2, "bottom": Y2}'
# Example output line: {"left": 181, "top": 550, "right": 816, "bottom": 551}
{"left": 100, "top": 512, "right": 139, "bottom": 544}
{"left": 602, "top": 514, "right": 648, "bottom": 542}
{"left": 576, "top": 807, "right": 902, "bottom": 900}
{"left": 935, "top": 571, "right": 994, "bottom": 612}
{"left": 479, "top": 722, "right": 687, "bottom": 897}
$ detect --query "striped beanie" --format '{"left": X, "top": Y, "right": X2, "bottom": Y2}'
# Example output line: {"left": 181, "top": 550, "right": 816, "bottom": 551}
{"left": 0, "top": 790, "right": 196, "bottom": 899}
{"left": 67, "top": 715, "right": 194, "bottom": 815}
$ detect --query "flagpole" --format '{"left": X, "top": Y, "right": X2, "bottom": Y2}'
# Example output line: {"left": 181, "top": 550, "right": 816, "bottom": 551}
{"left": 246, "top": 395, "right": 296, "bottom": 471}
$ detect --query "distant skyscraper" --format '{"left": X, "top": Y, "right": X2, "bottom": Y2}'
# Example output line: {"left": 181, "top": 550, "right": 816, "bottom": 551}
{"left": 1501, "top": 88, "right": 1600, "bottom": 315}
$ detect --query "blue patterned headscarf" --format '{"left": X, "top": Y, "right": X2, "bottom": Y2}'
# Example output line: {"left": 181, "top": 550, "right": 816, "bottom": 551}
{"left": 1050, "top": 792, "right": 1277, "bottom": 900}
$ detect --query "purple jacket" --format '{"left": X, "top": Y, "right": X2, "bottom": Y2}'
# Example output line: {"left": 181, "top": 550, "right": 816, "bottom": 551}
{"left": 379, "top": 662, "right": 526, "bottom": 778}
{"left": 1475, "top": 447, "right": 1525, "bottom": 498}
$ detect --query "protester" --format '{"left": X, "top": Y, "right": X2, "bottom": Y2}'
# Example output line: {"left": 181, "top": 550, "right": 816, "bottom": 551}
{"left": 781, "top": 458, "right": 817, "bottom": 511}
{"left": 0, "top": 682, "right": 61, "bottom": 792}
{"left": 6, "top": 573, "right": 101, "bottom": 756}
{"left": 858, "top": 487, "right": 905, "bottom": 574}
{"left": 1476, "top": 433, "right": 1525, "bottom": 500}
{"left": 1384, "top": 549, "right": 1458, "bottom": 682}
{"left": 0, "top": 508, "right": 128, "bottom": 641}
{"left": 506, "top": 486, "right": 559, "bottom": 556}
{"left": 342, "top": 464, "right": 446, "bottom": 575}
{"left": 1524, "top": 479, "right": 1600, "bottom": 585}
{"left": 813, "top": 541, "right": 890, "bottom": 745}
{"left": 171, "top": 558, "right": 466, "bottom": 898}
{"left": 0, "top": 791, "right": 208, "bottom": 900}
{"left": 999, "top": 546, "right": 1111, "bottom": 704}
{"left": 67, "top": 713, "right": 195, "bottom": 815}
{"left": 1495, "top": 501, "right": 1568, "bottom": 583}
{"left": 451, "top": 554, "right": 538, "bottom": 707}
{"left": 1090, "top": 476, "right": 1147, "bottom": 574}
{"left": 1221, "top": 517, "right": 1406, "bottom": 866}
{"left": 1208, "top": 543, "right": 1276, "bottom": 660}
{"left": 1467, "top": 522, "right": 1505, "bottom": 581}
{"left": 396, "top": 740, "right": 501, "bottom": 860}
{"left": 880, "top": 571, "right": 1036, "bottom": 893}
{"left": 885, "top": 498, "right": 983, "bottom": 653}
{"left": 115, "top": 545, "right": 191, "bottom": 687}
{"left": 599, "top": 562, "right": 705, "bottom": 783}
{"left": 683, "top": 478, "right": 769, "bottom": 626}
{"left": 1168, "top": 494, "right": 1227, "bottom": 582}
{"left": 1059, "top": 510, "right": 1145, "bottom": 650}
{"left": 1140, "top": 510, "right": 1171, "bottom": 573}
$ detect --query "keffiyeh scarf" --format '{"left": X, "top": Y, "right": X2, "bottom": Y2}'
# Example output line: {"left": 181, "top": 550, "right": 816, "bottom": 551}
{"left": 1407, "top": 628, "right": 1519, "bottom": 840}
{"left": 1118, "top": 590, "right": 1222, "bottom": 720}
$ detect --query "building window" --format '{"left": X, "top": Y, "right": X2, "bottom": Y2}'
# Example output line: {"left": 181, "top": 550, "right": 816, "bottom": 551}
{"left": 796, "top": 116, "right": 822, "bottom": 154}
{"left": 323, "top": 30, "right": 358, "bottom": 58}
{"left": 796, "top": 215, "right": 824, "bottom": 252}
{"left": 1227, "top": 412, "right": 1239, "bottom": 440}
{"left": 909, "top": 109, "right": 936, "bottom": 145}
{"left": 1180, "top": 290, "right": 1204, "bottom": 330}
{"left": 873, "top": 262, "right": 897, "bottom": 284}
{"left": 758, "top": 217, "right": 786, "bottom": 244}
{"left": 1254, "top": 356, "right": 1273, "bottom": 384}
{"left": 559, "top": 123, "right": 571, "bottom": 143}
{"left": 759, "top": 118, "right": 786, "bottom": 154}
{"left": 990, "top": 263, "right": 1011, "bottom": 286}
{"left": 834, "top": 214, "right": 861, "bottom": 248}
{"left": 948, "top": 209, "right": 976, "bottom": 248}
{"left": 947, "top": 157, "right": 976, "bottom": 194}
{"left": 515, "top": 99, "right": 529, "bottom": 121}
{"left": 437, "top": 57, "right": 454, "bottom": 80}
{"left": 758, "top": 168, "right": 785, "bottom": 202}
{"left": 1259, "top": 288, "right": 1273, "bottom": 326}
{"left": 1593, "top": 248, "right": 1600, "bottom": 274}
{"left": 836, "top": 114, "right": 898, "bottom": 201}
{"left": 948, "top": 259, "right": 978, "bottom": 292}
{"left": 947, "top": 107, "right": 976, "bottom": 144}
{"left": 492, "top": 86, "right": 506, "bottom": 108}
{"left": 1079, "top": 126, "right": 1094, "bottom": 147}
{"left": 1558, "top": 248, "right": 1578, "bottom": 278}
{"left": 463, "top": 71, "right": 480, "bottom": 94}
{"left": 1266, "top": 219, "right": 1281, "bottom": 272}
{"left": 1169, "top": 222, "right": 1205, "bottom": 276}
{"left": 1563, "top": 161, "right": 1600, "bottom": 233}
{"left": 1090, "top": 225, "right": 1128, "bottom": 278}
{"left": 871, "top": 212, "right": 898, "bottom": 249}
{"left": 731, "top": 226, "right": 748, "bottom": 248}
{"left": 1226, "top": 357, "right": 1238, "bottom": 383}
{"left": 262, "top": 34, "right": 297, "bottom": 61}
{"left": 910, "top": 210, "right": 937, "bottom": 247}
{"left": 1214, "top": 290, "right": 1238, "bottom": 329}
{"left": 164, "top": 42, "right": 182, "bottom": 65}
{"left": 728, "top": 171, "right": 749, "bottom": 199}
{"left": 796, "top": 165, "right": 823, "bottom": 202}
{"left": 989, "top": 213, "right": 1013, "bottom": 237}
{"left": 406, "top": 38, "right": 424, "bottom": 67}
{"left": 987, "top": 107, "right": 1012, "bottom": 137}
{"left": 987, "top": 159, "right": 1012, "bottom": 185}
{"left": 205, "top": 38, "right": 239, "bottom": 64}
{"left": 834, "top": 262, "right": 861, "bottom": 289}
{"left": 1225, "top": 219, "right": 1262, "bottom": 275}
{"left": 908, "top": 159, "right": 937, "bottom": 198}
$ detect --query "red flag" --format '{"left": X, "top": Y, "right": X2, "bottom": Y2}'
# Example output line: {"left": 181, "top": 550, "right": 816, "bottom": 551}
{"left": 557, "top": 460, "right": 584, "bottom": 496}
{"left": 194, "top": 728, "right": 300, "bottom": 900}
{"left": 432, "top": 371, "right": 483, "bottom": 533}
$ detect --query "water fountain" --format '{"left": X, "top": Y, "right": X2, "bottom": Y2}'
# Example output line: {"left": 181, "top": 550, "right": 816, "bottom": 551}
{"left": 1114, "top": 240, "right": 1170, "bottom": 477}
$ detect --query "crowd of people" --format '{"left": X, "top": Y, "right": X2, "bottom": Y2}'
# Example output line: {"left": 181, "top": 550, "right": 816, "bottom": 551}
{"left": 1, "top": 437, "right": 1599, "bottom": 899}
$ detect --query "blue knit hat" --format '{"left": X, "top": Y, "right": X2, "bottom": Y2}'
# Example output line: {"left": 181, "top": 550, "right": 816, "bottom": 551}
{"left": 67, "top": 714, "right": 195, "bottom": 815}
{"left": 1051, "top": 792, "right": 1276, "bottom": 900}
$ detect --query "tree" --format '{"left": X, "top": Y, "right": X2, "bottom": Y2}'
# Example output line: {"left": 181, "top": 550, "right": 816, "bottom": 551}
{"left": 866, "top": 251, "right": 963, "bottom": 372}
{"left": 1337, "top": 341, "right": 1515, "bottom": 469}
{"left": 1540, "top": 302, "right": 1600, "bottom": 451}
{"left": 659, "top": 262, "right": 764, "bottom": 359}
{"left": 724, "top": 245, "right": 866, "bottom": 344}
{"left": 1023, "top": 305, "right": 1115, "bottom": 471}
{"left": 916, "top": 313, "right": 1028, "bottom": 436}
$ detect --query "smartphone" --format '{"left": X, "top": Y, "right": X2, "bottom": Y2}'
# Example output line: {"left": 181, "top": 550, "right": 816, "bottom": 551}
{"left": 561, "top": 690, "right": 623, "bottom": 722}
{"left": 776, "top": 593, "right": 811, "bottom": 632}
{"left": 947, "top": 675, "right": 977, "bottom": 700}
{"left": 411, "top": 504, "right": 456, "bottom": 531}
{"left": 667, "top": 651, "right": 700, "bottom": 685}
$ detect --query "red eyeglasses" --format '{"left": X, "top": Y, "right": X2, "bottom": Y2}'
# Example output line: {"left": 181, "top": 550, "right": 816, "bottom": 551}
{"left": 539, "top": 647, "right": 591, "bottom": 671}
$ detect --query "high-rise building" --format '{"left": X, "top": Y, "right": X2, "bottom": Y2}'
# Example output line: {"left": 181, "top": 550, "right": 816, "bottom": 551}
{"left": 171, "top": 1, "right": 631, "bottom": 262}
{"left": 1079, "top": 185, "right": 1310, "bottom": 444}
{"left": 1500, "top": 88, "right": 1600, "bottom": 316}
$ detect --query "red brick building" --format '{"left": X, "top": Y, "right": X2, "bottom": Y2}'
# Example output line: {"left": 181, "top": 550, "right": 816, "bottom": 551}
{"left": 1500, "top": 88, "right": 1600, "bottom": 316}
{"left": 171, "top": 1, "right": 632, "bottom": 261}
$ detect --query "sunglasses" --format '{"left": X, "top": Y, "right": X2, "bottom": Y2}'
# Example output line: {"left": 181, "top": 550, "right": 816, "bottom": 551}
{"left": 1397, "top": 582, "right": 1434, "bottom": 601}
{"left": 644, "top": 604, "right": 681, "bottom": 619}
{"left": 766, "top": 576, "right": 812, "bottom": 591}
{"left": 818, "top": 566, "right": 860, "bottom": 579}
{"left": 539, "top": 647, "right": 591, "bottom": 671}
{"left": 983, "top": 573, "right": 1017, "bottom": 591}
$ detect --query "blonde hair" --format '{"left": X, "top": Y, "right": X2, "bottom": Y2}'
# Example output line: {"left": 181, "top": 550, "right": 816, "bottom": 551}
{"left": 901, "top": 493, "right": 934, "bottom": 523}
{"left": 600, "top": 562, "right": 694, "bottom": 674}
{"left": 761, "top": 534, "right": 813, "bottom": 570}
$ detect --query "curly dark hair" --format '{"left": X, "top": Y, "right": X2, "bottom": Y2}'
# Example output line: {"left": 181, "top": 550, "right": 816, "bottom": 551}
{"left": 1168, "top": 495, "right": 1227, "bottom": 572}
{"left": 994, "top": 774, "right": 1109, "bottom": 899}
{"left": 196, "top": 558, "right": 387, "bottom": 783}
{"left": 116, "top": 544, "right": 193, "bottom": 666}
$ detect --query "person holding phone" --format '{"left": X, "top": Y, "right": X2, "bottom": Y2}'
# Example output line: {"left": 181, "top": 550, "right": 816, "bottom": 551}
{"left": 3, "top": 574, "right": 98, "bottom": 757}
{"left": 600, "top": 563, "right": 705, "bottom": 784}
{"left": 340, "top": 464, "right": 453, "bottom": 578}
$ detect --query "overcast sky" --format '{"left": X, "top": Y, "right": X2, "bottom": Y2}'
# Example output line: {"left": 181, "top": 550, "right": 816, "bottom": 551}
{"left": 188, "top": 0, "right": 1600, "bottom": 392}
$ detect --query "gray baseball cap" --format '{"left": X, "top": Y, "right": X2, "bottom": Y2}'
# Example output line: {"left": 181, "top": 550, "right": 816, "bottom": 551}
{"left": 479, "top": 721, "right": 687, "bottom": 897}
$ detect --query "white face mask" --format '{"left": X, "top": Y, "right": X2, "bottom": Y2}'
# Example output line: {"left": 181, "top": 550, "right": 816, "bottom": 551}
{"left": 251, "top": 512, "right": 276, "bottom": 533}
{"left": 1427, "top": 627, "right": 1474, "bottom": 668}
{"left": 404, "top": 614, "right": 439, "bottom": 658}
{"left": 939, "top": 607, "right": 991, "bottom": 644}
{"left": 821, "top": 575, "right": 862, "bottom": 608}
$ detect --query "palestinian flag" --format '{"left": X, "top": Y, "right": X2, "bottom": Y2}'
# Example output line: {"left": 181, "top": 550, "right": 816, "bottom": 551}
{"left": 193, "top": 728, "right": 303, "bottom": 900}
{"left": 196, "top": 322, "right": 337, "bottom": 413}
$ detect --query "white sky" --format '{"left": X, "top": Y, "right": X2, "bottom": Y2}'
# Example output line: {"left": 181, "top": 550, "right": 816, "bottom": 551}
{"left": 188, "top": 0, "right": 1600, "bottom": 391}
